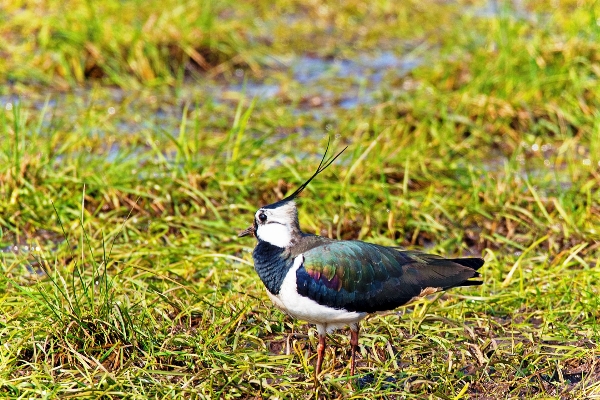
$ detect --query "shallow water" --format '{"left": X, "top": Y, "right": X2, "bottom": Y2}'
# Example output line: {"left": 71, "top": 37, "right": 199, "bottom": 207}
{"left": 1, "top": 49, "right": 424, "bottom": 173}
{"left": 1, "top": 0, "right": 590, "bottom": 258}
{"left": 1, "top": 243, "right": 47, "bottom": 276}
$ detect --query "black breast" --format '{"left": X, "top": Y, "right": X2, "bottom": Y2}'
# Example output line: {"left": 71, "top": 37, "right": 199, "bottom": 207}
{"left": 253, "top": 241, "right": 294, "bottom": 295}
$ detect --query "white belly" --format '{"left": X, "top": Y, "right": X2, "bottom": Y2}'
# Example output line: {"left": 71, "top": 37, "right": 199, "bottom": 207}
{"left": 267, "top": 254, "right": 367, "bottom": 334}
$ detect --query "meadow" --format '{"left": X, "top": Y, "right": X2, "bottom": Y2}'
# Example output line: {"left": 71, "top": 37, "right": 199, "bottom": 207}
{"left": 1, "top": 0, "right": 600, "bottom": 398}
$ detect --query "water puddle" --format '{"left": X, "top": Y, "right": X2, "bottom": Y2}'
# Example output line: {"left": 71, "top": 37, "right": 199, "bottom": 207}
{"left": 1, "top": 244, "right": 45, "bottom": 276}
{"left": 1, "top": 242, "right": 61, "bottom": 279}
{"left": 466, "top": 0, "right": 534, "bottom": 21}
{"left": 2, "top": 48, "right": 424, "bottom": 168}
{"left": 279, "top": 51, "right": 422, "bottom": 112}
{"left": 288, "top": 52, "right": 420, "bottom": 85}
{"left": 0, "top": 229, "right": 68, "bottom": 277}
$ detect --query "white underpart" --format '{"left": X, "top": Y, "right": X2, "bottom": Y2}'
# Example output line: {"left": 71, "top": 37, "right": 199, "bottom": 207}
{"left": 267, "top": 254, "right": 367, "bottom": 335}
{"left": 256, "top": 223, "right": 292, "bottom": 248}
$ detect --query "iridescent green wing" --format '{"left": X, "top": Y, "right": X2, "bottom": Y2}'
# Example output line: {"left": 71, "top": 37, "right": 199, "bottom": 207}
{"left": 296, "top": 241, "right": 482, "bottom": 313}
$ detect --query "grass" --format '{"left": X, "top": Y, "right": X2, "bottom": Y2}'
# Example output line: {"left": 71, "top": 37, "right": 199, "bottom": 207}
{"left": 1, "top": 0, "right": 600, "bottom": 398}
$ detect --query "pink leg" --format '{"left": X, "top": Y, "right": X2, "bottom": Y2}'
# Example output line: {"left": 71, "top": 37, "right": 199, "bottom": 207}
{"left": 350, "top": 325, "right": 359, "bottom": 375}
{"left": 316, "top": 334, "right": 326, "bottom": 375}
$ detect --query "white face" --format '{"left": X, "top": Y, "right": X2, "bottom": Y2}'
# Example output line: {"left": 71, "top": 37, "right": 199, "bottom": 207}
{"left": 255, "top": 201, "right": 297, "bottom": 248}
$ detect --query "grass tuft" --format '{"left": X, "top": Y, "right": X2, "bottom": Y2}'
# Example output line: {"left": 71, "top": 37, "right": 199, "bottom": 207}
{"left": 1, "top": 0, "right": 600, "bottom": 397}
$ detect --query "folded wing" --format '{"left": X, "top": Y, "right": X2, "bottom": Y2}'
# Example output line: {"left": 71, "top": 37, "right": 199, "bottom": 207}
{"left": 296, "top": 241, "right": 483, "bottom": 313}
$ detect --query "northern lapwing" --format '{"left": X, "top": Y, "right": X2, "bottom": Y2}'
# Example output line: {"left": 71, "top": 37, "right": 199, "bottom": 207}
{"left": 239, "top": 145, "right": 484, "bottom": 376}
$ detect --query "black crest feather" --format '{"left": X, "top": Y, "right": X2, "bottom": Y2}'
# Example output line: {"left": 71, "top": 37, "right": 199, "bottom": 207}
{"left": 262, "top": 139, "right": 347, "bottom": 209}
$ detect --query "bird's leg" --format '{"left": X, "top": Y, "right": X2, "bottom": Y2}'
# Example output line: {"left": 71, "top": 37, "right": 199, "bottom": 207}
{"left": 316, "top": 334, "right": 326, "bottom": 375}
{"left": 350, "top": 324, "right": 359, "bottom": 376}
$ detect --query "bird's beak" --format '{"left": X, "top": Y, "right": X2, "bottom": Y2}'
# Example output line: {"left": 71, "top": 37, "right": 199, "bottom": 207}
{"left": 238, "top": 225, "right": 255, "bottom": 237}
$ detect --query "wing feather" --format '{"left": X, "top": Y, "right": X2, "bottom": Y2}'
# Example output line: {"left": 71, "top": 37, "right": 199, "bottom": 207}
{"left": 296, "top": 240, "right": 482, "bottom": 313}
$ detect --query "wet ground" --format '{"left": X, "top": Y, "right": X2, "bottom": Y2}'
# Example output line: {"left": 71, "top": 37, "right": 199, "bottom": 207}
{"left": 2, "top": 50, "right": 425, "bottom": 275}
{"left": 0, "top": 0, "right": 585, "bottom": 277}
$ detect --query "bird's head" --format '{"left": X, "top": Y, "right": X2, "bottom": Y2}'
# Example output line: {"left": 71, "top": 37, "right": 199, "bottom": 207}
{"left": 238, "top": 199, "right": 300, "bottom": 248}
{"left": 238, "top": 142, "right": 347, "bottom": 248}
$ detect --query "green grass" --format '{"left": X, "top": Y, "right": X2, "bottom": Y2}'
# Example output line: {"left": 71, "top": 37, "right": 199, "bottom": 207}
{"left": 1, "top": 0, "right": 600, "bottom": 398}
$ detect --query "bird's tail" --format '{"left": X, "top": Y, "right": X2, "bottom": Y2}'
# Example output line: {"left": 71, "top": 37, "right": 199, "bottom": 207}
{"left": 447, "top": 257, "right": 484, "bottom": 271}
{"left": 443, "top": 257, "right": 484, "bottom": 287}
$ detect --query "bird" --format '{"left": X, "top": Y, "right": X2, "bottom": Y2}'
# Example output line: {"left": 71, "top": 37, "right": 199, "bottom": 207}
{"left": 238, "top": 144, "right": 484, "bottom": 376}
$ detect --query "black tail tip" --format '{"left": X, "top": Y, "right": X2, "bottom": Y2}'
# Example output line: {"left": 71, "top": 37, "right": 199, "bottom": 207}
{"left": 450, "top": 257, "right": 485, "bottom": 271}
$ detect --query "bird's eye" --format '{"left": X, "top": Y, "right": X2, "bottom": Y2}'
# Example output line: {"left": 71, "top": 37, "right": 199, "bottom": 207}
{"left": 258, "top": 212, "right": 267, "bottom": 222}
